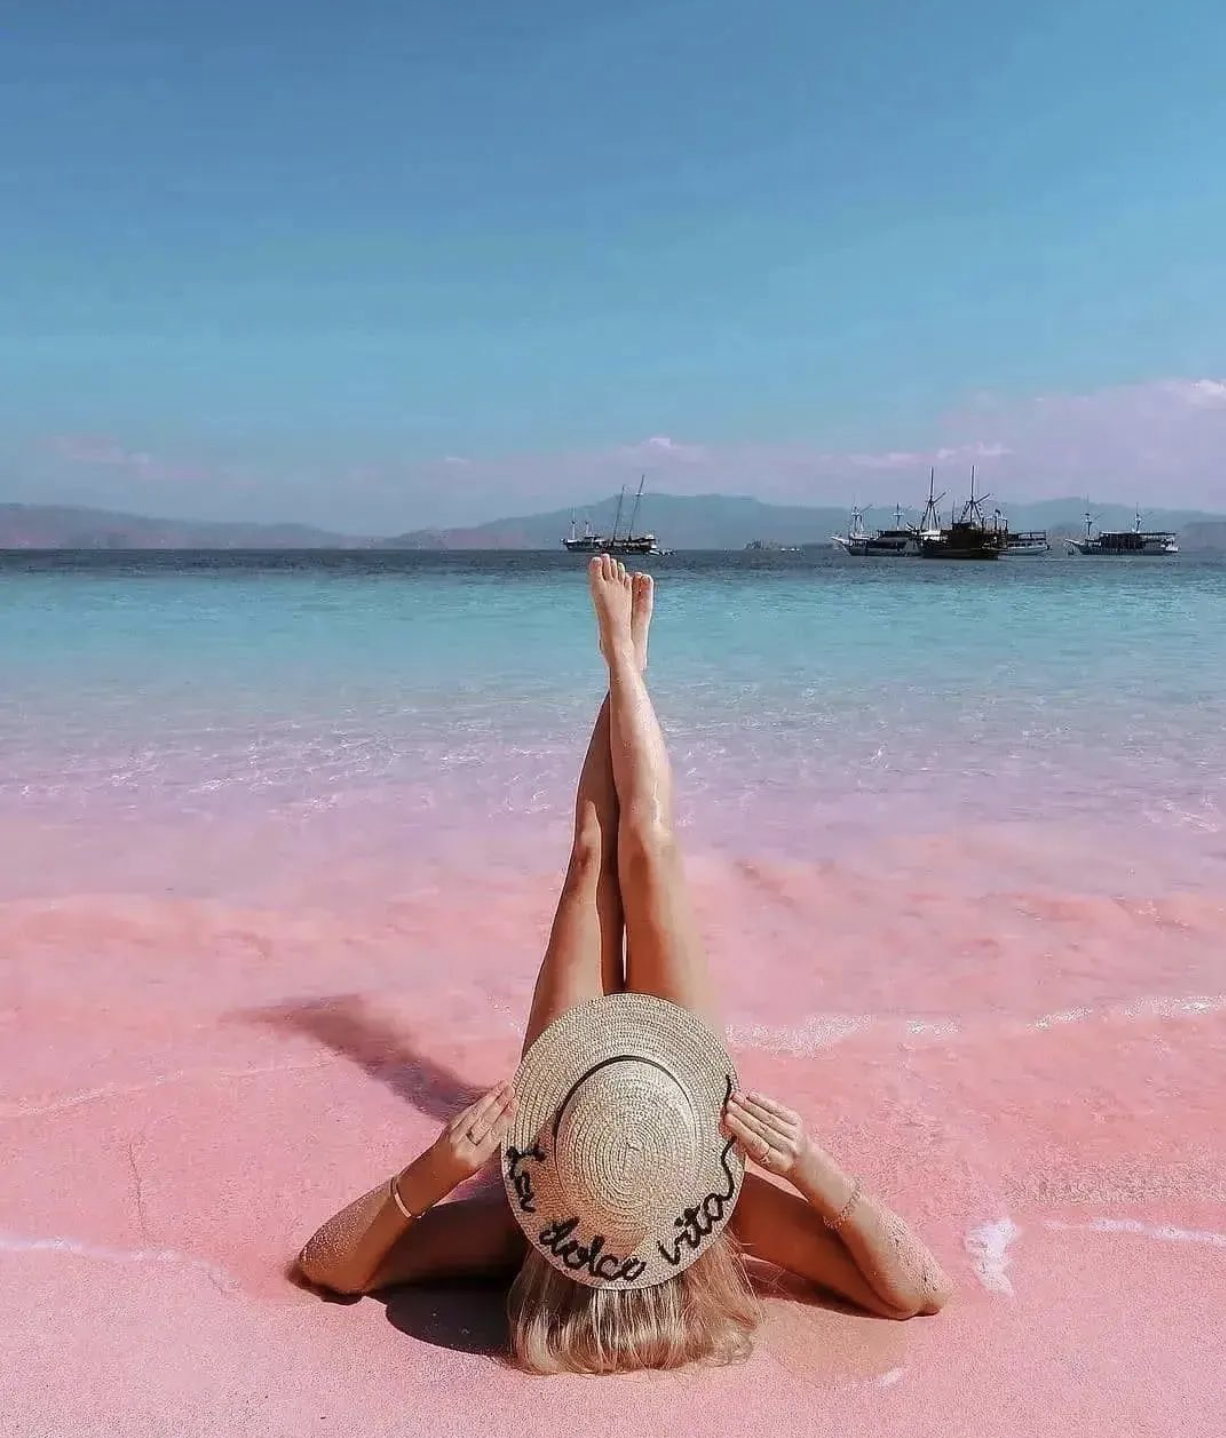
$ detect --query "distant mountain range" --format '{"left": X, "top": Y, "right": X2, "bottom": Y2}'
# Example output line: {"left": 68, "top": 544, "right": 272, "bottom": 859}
{"left": 0, "top": 503, "right": 360, "bottom": 550}
{"left": 3, "top": 496, "right": 1225, "bottom": 551}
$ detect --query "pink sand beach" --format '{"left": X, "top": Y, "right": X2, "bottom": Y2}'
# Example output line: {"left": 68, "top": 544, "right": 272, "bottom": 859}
{"left": 4, "top": 801, "right": 1224, "bottom": 1438}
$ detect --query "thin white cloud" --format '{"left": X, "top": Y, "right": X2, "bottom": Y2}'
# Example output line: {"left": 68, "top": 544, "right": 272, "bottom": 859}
{"left": 1161, "top": 378, "right": 1226, "bottom": 409}
{"left": 47, "top": 434, "right": 208, "bottom": 484}
{"left": 618, "top": 435, "right": 708, "bottom": 463}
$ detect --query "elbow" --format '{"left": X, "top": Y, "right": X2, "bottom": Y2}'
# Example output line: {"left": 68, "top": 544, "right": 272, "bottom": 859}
{"left": 875, "top": 1298, "right": 923, "bottom": 1321}
{"left": 295, "top": 1242, "right": 372, "bottom": 1298}
{"left": 875, "top": 1275, "right": 954, "bottom": 1321}
{"left": 895, "top": 1274, "right": 955, "bottom": 1320}
{"left": 922, "top": 1267, "right": 955, "bottom": 1315}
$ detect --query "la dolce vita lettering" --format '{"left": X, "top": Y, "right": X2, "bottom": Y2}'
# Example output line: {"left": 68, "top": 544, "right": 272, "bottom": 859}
{"left": 655, "top": 1136, "right": 738, "bottom": 1267}
{"left": 505, "top": 1143, "right": 546, "bottom": 1214}
{"left": 537, "top": 1217, "right": 648, "bottom": 1283}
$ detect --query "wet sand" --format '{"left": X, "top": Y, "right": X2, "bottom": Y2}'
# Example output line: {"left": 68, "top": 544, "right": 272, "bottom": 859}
{"left": 3, "top": 815, "right": 1223, "bottom": 1438}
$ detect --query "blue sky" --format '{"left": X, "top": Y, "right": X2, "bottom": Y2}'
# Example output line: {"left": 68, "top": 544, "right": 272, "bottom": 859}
{"left": 3, "top": 0, "right": 1225, "bottom": 530}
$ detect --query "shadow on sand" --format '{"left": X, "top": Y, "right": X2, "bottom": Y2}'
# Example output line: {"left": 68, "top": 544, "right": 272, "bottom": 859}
{"left": 235, "top": 991, "right": 486, "bottom": 1121}
{"left": 381, "top": 1279, "right": 510, "bottom": 1357}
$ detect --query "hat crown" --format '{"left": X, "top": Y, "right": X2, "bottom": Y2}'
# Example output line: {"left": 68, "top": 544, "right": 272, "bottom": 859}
{"left": 504, "top": 993, "right": 743, "bottom": 1289}
{"left": 553, "top": 1058, "right": 700, "bottom": 1247}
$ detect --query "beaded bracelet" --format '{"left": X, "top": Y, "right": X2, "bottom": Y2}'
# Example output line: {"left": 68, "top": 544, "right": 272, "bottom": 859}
{"left": 823, "top": 1175, "right": 863, "bottom": 1233}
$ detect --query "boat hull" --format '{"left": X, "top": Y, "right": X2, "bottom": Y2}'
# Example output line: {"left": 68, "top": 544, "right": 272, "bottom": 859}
{"left": 921, "top": 547, "right": 1002, "bottom": 560}
{"left": 864, "top": 533, "right": 920, "bottom": 556}
{"left": 1068, "top": 539, "right": 1179, "bottom": 555}
{"left": 920, "top": 537, "right": 1004, "bottom": 560}
{"left": 563, "top": 537, "right": 663, "bottom": 555}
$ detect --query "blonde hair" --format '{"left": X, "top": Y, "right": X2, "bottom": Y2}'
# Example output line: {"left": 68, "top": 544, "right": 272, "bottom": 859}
{"left": 507, "top": 1230, "right": 761, "bottom": 1375}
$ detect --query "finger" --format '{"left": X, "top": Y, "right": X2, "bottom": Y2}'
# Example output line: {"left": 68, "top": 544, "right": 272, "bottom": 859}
{"left": 746, "top": 1091, "right": 800, "bottom": 1127}
{"left": 740, "top": 1094, "right": 796, "bottom": 1137}
{"left": 474, "top": 1099, "right": 517, "bottom": 1154}
{"left": 467, "top": 1087, "right": 516, "bottom": 1145}
{"left": 727, "top": 1098, "right": 775, "bottom": 1143}
{"left": 454, "top": 1081, "right": 511, "bottom": 1134}
{"left": 725, "top": 1108, "right": 773, "bottom": 1152}
{"left": 725, "top": 1113, "right": 775, "bottom": 1167}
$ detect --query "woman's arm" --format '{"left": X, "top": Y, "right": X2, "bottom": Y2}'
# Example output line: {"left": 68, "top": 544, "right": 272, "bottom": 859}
{"left": 297, "top": 1081, "right": 516, "bottom": 1296}
{"left": 726, "top": 1090, "right": 952, "bottom": 1319}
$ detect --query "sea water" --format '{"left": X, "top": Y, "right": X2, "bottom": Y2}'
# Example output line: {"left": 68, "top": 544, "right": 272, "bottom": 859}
{"left": 4, "top": 550, "right": 1224, "bottom": 885}
{"left": 2, "top": 550, "right": 1225, "bottom": 1424}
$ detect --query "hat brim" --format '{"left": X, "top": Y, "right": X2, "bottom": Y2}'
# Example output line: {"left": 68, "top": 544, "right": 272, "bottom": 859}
{"left": 502, "top": 993, "right": 743, "bottom": 1290}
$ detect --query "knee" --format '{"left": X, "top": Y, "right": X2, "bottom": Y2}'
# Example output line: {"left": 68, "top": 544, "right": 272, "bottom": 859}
{"left": 569, "top": 815, "right": 614, "bottom": 881}
{"left": 618, "top": 807, "right": 676, "bottom": 875}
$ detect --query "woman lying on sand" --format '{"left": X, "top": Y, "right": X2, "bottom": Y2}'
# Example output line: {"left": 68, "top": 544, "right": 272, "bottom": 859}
{"left": 299, "top": 556, "right": 951, "bottom": 1373}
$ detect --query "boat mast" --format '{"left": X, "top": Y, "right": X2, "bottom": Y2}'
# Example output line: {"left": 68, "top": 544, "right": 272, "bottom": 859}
{"left": 963, "top": 465, "right": 977, "bottom": 523}
{"left": 919, "top": 467, "right": 944, "bottom": 535}
{"left": 611, "top": 485, "right": 626, "bottom": 542}
{"left": 627, "top": 475, "right": 645, "bottom": 537}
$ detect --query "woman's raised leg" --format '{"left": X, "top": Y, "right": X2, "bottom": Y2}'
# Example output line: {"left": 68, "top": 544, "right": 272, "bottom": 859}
{"left": 520, "top": 575, "right": 655, "bottom": 1054}
{"left": 588, "top": 556, "right": 720, "bottom": 1029}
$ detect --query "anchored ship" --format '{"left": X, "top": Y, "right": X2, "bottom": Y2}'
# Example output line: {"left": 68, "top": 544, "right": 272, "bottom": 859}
{"left": 919, "top": 468, "right": 1005, "bottom": 560}
{"left": 563, "top": 515, "right": 606, "bottom": 553}
{"left": 832, "top": 501, "right": 931, "bottom": 557}
{"left": 1001, "top": 528, "right": 1050, "bottom": 556}
{"left": 1066, "top": 507, "right": 1178, "bottom": 556}
{"left": 831, "top": 506, "right": 871, "bottom": 555}
{"left": 865, "top": 503, "right": 924, "bottom": 556}
{"left": 562, "top": 476, "right": 665, "bottom": 556}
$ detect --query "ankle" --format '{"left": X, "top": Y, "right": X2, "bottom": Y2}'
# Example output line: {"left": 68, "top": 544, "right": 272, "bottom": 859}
{"left": 604, "top": 640, "right": 637, "bottom": 671}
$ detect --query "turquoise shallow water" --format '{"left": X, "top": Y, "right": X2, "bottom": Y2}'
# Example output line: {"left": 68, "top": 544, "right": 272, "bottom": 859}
{"left": 3, "top": 549, "right": 1225, "bottom": 893}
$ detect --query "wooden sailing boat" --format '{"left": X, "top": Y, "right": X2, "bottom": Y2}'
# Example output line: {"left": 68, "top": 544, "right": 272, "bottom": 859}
{"left": 604, "top": 476, "right": 664, "bottom": 556}
{"left": 920, "top": 467, "right": 1005, "bottom": 560}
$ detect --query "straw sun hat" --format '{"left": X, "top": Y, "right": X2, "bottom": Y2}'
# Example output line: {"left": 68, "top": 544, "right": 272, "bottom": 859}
{"left": 502, "top": 993, "right": 744, "bottom": 1290}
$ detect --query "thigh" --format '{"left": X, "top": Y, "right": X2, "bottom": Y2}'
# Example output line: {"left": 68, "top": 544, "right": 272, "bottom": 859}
{"left": 622, "top": 838, "right": 721, "bottom": 1029}
{"left": 521, "top": 868, "right": 622, "bottom": 1055}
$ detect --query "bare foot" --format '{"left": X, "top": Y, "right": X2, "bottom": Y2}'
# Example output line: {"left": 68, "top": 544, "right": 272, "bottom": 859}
{"left": 589, "top": 555, "right": 634, "bottom": 665}
{"left": 631, "top": 572, "right": 654, "bottom": 672}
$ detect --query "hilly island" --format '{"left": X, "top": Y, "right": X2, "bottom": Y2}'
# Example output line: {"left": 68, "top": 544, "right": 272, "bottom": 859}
{"left": 2, "top": 495, "right": 1224, "bottom": 552}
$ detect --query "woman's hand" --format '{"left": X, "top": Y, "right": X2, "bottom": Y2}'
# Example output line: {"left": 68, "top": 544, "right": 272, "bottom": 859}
{"left": 723, "top": 1089, "right": 811, "bottom": 1181}
{"left": 426, "top": 1081, "right": 518, "bottom": 1193}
